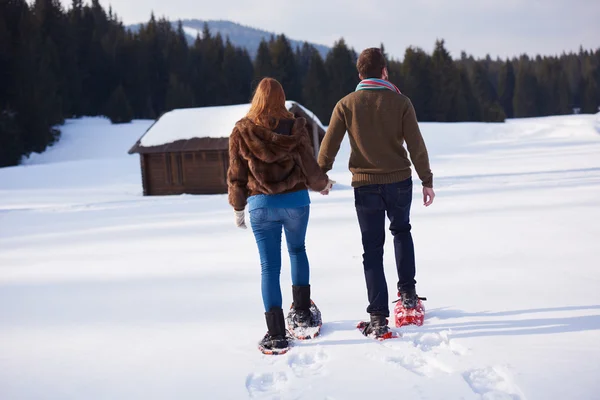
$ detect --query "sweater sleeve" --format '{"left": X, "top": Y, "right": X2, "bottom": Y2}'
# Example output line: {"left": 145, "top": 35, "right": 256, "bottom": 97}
{"left": 298, "top": 125, "right": 329, "bottom": 192}
{"left": 227, "top": 129, "right": 249, "bottom": 210}
{"left": 317, "top": 101, "right": 347, "bottom": 173}
{"left": 403, "top": 100, "right": 433, "bottom": 188}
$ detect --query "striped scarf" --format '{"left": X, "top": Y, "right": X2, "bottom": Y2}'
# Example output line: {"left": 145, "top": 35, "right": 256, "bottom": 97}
{"left": 355, "top": 78, "right": 401, "bottom": 94}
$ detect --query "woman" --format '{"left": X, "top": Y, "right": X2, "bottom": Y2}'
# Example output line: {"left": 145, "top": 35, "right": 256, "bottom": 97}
{"left": 227, "top": 78, "right": 332, "bottom": 355}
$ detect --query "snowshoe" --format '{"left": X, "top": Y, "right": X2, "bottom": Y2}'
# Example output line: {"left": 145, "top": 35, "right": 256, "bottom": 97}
{"left": 287, "top": 300, "right": 322, "bottom": 340}
{"left": 259, "top": 307, "right": 290, "bottom": 355}
{"left": 393, "top": 292, "right": 426, "bottom": 328}
{"left": 258, "top": 332, "right": 290, "bottom": 355}
{"left": 357, "top": 314, "right": 399, "bottom": 341}
{"left": 286, "top": 286, "right": 322, "bottom": 340}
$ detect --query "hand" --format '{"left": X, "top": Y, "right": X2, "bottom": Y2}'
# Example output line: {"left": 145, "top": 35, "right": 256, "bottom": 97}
{"left": 423, "top": 187, "right": 435, "bottom": 207}
{"left": 320, "top": 179, "right": 336, "bottom": 195}
{"left": 234, "top": 209, "right": 247, "bottom": 229}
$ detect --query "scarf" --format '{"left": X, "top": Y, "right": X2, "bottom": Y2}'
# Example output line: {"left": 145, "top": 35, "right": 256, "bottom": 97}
{"left": 355, "top": 78, "right": 401, "bottom": 94}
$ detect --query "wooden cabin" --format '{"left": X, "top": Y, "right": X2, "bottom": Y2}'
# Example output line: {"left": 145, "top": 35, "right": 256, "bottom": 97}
{"left": 128, "top": 101, "right": 326, "bottom": 196}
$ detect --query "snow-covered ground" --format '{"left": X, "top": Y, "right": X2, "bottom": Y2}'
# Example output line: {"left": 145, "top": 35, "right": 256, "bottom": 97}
{"left": 1, "top": 115, "right": 599, "bottom": 399}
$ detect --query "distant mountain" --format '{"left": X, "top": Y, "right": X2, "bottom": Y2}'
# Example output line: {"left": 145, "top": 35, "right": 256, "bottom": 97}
{"left": 127, "top": 19, "right": 331, "bottom": 59}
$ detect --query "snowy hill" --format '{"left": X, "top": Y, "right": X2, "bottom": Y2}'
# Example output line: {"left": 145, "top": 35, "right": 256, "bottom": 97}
{"left": 1, "top": 115, "right": 600, "bottom": 399}
{"left": 127, "top": 19, "right": 331, "bottom": 59}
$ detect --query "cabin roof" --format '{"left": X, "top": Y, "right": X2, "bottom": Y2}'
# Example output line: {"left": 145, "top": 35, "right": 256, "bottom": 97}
{"left": 128, "top": 101, "right": 326, "bottom": 154}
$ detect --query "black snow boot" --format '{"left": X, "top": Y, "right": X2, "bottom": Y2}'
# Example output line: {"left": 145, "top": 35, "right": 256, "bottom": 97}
{"left": 399, "top": 286, "right": 418, "bottom": 309}
{"left": 258, "top": 307, "right": 289, "bottom": 355}
{"left": 286, "top": 285, "right": 322, "bottom": 340}
{"left": 360, "top": 314, "right": 392, "bottom": 339}
{"left": 289, "top": 285, "right": 313, "bottom": 327}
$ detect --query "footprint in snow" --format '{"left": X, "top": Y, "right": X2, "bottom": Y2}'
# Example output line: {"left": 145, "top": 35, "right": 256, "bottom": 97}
{"left": 463, "top": 366, "right": 524, "bottom": 400}
{"left": 245, "top": 371, "right": 290, "bottom": 398}
{"left": 405, "top": 330, "right": 469, "bottom": 355}
{"left": 287, "top": 348, "right": 329, "bottom": 377}
{"left": 385, "top": 352, "right": 453, "bottom": 377}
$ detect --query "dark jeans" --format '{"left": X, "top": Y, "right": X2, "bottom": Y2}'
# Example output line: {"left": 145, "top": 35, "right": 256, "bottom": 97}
{"left": 354, "top": 178, "right": 416, "bottom": 317}
{"left": 249, "top": 206, "right": 311, "bottom": 312}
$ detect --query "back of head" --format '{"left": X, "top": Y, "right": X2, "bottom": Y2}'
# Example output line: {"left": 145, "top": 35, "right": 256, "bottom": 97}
{"left": 357, "top": 48, "right": 386, "bottom": 79}
{"left": 247, "top": 78, "right": 295, "bottom": 130}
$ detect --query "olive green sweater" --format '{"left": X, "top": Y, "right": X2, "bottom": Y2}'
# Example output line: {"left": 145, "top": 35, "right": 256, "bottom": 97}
{"left": 317, "top": 90, "right": 433, "bottom": 188}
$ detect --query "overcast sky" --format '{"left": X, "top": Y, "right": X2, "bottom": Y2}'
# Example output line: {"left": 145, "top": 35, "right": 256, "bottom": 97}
{"left": 64, "top": 0, "right": 599, "bottom": 60}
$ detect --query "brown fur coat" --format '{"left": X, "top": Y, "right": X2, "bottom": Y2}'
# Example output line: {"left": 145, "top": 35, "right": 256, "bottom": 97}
{"left": 227, "top": 117, "right": 328, "bottom": 210}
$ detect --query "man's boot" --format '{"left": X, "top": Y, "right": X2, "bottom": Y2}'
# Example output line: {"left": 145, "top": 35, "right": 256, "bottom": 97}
{"left": 360, "top": 314, "right": 393, "bottom": 339}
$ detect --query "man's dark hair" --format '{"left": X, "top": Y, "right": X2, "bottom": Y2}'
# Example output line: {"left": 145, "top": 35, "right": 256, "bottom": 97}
{"left": 357, "top": 48, "right": 386, "bottom": 79}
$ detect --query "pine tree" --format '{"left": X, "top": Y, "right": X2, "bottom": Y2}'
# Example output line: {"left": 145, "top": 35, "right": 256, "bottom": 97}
{"left": 222, "top": 39, "right": 253, "bottom": 104}
{"left": 498, "top": 60, "right": 515, "bottom": 118}
{"left": 387, "top": 58, "right": 404, "bottom": 91}
{"left": 165, "top": 74, "right": 194, "bottom": 111}
{"left": 105, "top": 85, "right": 133, "bottom": 123}
{"left": 402, "top": 47, "right": 433, "bottom": 121}
{"left": 205, "top": 32, "right": 226, "bottom": 105}
{"left": 513, "top": 60, "right": 539, "bottom": 118}
{"left": 33, "top": 0, "right": 78, "bottom": 116}
{"left": 0, "top": 3, "right": 13, "bottom": 110}
{"left": 379, "top": 43, "right": 388, "bottom": 61}
{"left": 431, "top": 40, "right": 462, "bottom": 122}
{"left": 67, "top": 0, "right": 85, "bottom": 116}
{"left": 254, "top": 39, "right": 274, "bottom": 79}
{"left": 168, "top": 21, "right": 190, "bottom": 80}
{"left": 471, "top": 62, "right": 505, "bottom": 122}
{"left": 270, "top": 34, "right": 301, "bottom": 101}
{"left": 0, "top": 110, "right": 25, "bottom": 167}
{"left": 457, "top": 65, "right": 478, "bottom": 121}
{"left": 324, "top": 39, "right": 357, "bottom": 121}
{"left": 302, "top": 50, "right": 329, "bottom": 122}
{"left": 582, "top": 74, "right": 599, "bottom": 113}
{"left": 296, "top": 42, "right": 314, "bottom": 84}
{"left": 556, "top": 69, "right": 572, "bottom": 115}
{"left": 189, "top": 34, "right": 206, "bottom": 107}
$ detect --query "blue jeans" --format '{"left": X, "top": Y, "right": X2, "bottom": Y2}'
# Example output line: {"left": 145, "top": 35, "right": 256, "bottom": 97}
{"left": 354, "top": 178, "right": 416, "bottom": 317}
{"left": 249, "top": 206, "right": 311, "bottom": 312}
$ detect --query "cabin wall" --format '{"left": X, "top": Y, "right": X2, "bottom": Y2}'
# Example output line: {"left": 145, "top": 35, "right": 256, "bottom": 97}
{"left": 142, "top": 150, "right": 228, "bottom": 196}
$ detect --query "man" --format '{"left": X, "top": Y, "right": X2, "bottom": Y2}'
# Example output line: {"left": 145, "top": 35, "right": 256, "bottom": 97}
{"left": 318, "top": 48, "right": 435, "bottom": 339}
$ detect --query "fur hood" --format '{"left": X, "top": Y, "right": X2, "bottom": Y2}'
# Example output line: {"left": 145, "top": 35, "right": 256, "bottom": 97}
{"left": 227, "top": 117, "right": 328, "bottom": 210}
{"left": 233, "top": 117, "right": 310, "bottom": 163}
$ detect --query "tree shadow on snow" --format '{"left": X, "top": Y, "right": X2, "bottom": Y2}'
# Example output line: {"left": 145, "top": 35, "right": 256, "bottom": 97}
{"left": 299, "top": 306, "right": 600, "bottom": 346}
{"left": 418, "top": 305, "right": 600, "bottom": 338}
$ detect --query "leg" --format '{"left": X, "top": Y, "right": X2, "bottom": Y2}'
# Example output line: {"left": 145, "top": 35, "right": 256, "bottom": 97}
{"left": 384, "top": 179, "right": 416, "bottom": 294}
{"left": 281, "top": 206, "right": 311, "bottom": 287}
{"left": 282, "top": 206, "right": 318, "bottom": 331}
{"left": 355, "top": 185, "right": 389, "bottom": 317}
{"left": 250, "top": 208, "right": 283, "bottom": 312}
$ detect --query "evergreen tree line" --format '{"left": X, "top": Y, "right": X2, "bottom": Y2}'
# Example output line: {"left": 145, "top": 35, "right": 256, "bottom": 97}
{"left": 1, "top": 0, "right": 599, "bottom": 167}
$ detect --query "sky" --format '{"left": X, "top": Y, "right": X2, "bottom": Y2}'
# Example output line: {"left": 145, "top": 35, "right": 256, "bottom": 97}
{"left": 62, "top": 0, "right": 599, "bottom": 60}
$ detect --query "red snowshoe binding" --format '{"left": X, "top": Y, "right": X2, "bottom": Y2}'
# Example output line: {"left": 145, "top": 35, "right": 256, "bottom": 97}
{"left": 393, "top": 291, "right": 426, "bottom": 327}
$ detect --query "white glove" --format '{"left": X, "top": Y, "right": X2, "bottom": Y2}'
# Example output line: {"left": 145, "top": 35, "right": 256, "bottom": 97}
{"left": 234, "top": 210, "right": 247, "bottom": 229}
{"left": 320, "top": 179, "right": 336, "bottom": 195}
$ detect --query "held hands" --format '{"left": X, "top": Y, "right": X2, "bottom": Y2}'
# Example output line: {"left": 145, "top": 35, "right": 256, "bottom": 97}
{"left": 423, "top": 187, "right": 435, "bottom": 207}
{"left": 320, "top": 179, "right": 336, "bottom": 195}
{"left": 234, "top": 209, "right": 247, "bottom": 229}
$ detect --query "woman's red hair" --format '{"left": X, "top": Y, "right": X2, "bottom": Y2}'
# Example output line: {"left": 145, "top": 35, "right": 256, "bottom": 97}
{"left": 246, "top": 78, "right": 294, "bottom": 129}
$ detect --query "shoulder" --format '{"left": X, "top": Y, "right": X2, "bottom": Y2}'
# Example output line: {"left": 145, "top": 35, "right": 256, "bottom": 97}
{"left": 396, "top": 94, "right": 414, "bottom": 113}
{"left": 232, "top": 117, "right": 256, "bottom": 137}
{"left": 230, "top": 118, "right": 251, "bottom": 144}
{"left": 234, "top": 117, "right": 253, "bottom": 130}
{"left": 338, "top": 92, "right": 360, "bottom": 107}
